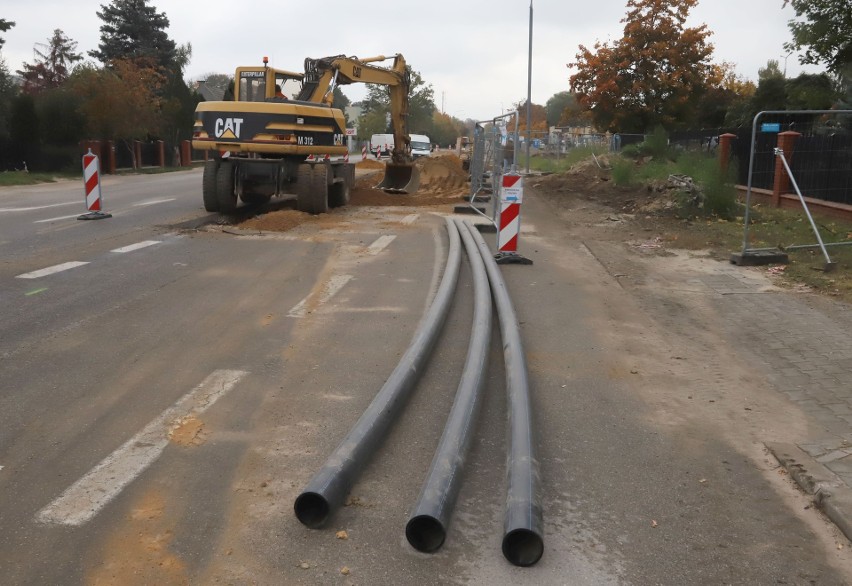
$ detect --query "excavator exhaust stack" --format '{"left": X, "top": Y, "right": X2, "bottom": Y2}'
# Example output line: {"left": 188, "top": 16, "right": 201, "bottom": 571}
{"left": 378, "top": 163, "right": 420, "bottom": 194}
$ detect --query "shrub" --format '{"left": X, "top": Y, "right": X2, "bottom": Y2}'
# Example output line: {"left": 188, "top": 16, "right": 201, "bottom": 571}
{"left": 611, "top": 158, "right": 635, "bottom": 186}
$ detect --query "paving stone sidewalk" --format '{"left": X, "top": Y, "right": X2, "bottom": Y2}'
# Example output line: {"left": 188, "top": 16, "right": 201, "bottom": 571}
{"left": 703, "top": 279, "right": 852, "bottom": 476}
{"left": 652, "top": 260, "right": 852, "bottom": 538}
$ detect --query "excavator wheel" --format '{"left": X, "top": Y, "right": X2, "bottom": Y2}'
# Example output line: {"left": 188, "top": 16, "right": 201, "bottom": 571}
{"left": 329, "top": 164, "right": 354, "bottom": 208}
{"left": 328, "top": 180, "right": 349, "bottom": 208}
{"left": 202, "top": 160, "right": 220, "bottom": 212}
{"left": 216, "top": 161, "right": 238, "bottom": 213}
{"left": 296, "top": 164, "right": 329, "bottom": 214}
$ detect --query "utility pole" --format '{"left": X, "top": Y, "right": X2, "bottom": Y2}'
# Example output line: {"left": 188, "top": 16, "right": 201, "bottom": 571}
{"left": 526, "top": 0, "right": 533, "bottom": 174}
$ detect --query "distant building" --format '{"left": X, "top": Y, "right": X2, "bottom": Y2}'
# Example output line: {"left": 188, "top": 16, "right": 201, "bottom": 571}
{"left": 194, "top": 79, "right": 227, "bottom": 102}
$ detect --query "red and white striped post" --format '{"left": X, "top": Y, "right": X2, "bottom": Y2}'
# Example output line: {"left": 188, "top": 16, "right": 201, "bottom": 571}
{"left": 344, "top": 152, "right": 350, "bottom": 163}
{"left": 361, "top": 145, "right": 367, "bottom": 158}
{"left": 78, "top": 149, "right": 112, "bottom": 220}
{"left": 495, "top": 174, "right": 532, "bottom": 264}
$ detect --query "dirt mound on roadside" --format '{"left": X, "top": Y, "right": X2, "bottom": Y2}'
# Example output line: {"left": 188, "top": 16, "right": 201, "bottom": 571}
{"left": 532, "top": 155, "right": 656, "bottom": 211}
{"left": 351, "top": 153, "right": 469, "bottom": 207}
{"left": 238, "top": 154, "right": 472, "bottom": 231}
{"left": 355, "top": 159, "right": 385, "bottom": 170}
{"left": 238, "top": 209, "right": 348, "bottom": 232}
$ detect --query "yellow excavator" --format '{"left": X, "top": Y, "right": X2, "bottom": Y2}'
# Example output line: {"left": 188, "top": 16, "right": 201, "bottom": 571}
{"left": 192, "top": 53, "right": 419, "bottom": 214}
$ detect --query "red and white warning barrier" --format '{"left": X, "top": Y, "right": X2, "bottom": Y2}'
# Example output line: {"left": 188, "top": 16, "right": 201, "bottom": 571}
{"left": 306, "top": 154, "right": 316, "bottom": 161}
{"left": 344, "top": 152, "right": 350, "bottom": 163}
{"left": 498, "top": 201, "right": 521, "bottom": 252}
{"left": 78, "top": 149, "right": 111, "bottom": 220}
{"left": 497, "top": 174, "right": 523, "bottom": 253}
{"left": 84, "top": 150, "right": 102, "bottom": 211}
{"left": 361, "top": 145, "right": 367, "bottom": 158}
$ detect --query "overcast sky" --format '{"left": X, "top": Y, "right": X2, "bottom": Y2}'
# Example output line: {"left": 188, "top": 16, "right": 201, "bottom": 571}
{"left": 2, "top": 0, "right": 820, "bottom": 122}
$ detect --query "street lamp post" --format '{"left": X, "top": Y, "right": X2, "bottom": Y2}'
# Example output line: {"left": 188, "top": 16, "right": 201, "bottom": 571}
{"left": 526, "top": 0, "right": 533, "bottom": 174}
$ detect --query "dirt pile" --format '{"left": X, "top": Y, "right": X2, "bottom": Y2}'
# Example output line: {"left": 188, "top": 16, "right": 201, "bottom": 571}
{"left": 236, "top": 154, "right": 471, "bottom": 231}
{"left": 532, "top": 155, "right": 678, "bottom": 214}
{"left": 355, "top": 159, "right": 385, "bottom": 170}
{"left": 351, "top": 153, "right": 469, "bottom": 207}
{"left": 238, "top": 209, "right": 347, "bottom": 232}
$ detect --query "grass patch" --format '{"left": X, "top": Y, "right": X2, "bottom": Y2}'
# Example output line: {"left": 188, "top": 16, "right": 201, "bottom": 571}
{"left": 525, "top": 146, "right": 608, "bottom": 174}
{"left": 611, "top": 159, "right": 635, "bottom": 186}
{"left": 0, "top": 171, "right": 68, "bottom": 186}
{"left": 667, "top": 203, "right": 852, "bottom": 302}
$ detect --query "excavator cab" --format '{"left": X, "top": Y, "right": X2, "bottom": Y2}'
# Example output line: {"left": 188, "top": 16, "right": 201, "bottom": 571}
{"left": 234, "top": 64, "right": 304, "bottom": 103}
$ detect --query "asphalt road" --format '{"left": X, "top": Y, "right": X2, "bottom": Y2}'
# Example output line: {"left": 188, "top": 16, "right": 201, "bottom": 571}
{"left": 0, "top": 168, "right": 850, "bottom": 584}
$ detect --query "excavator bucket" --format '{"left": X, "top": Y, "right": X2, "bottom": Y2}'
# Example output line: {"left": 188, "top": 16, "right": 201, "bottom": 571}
{"left": 378, "top": 163, "right": 420, "bottom": 194}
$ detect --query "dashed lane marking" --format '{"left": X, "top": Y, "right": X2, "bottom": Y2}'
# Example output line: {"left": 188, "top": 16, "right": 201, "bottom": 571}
{"left": 287, "top": 274, "right": 353, "bottom": 318}
{"left": 0, "top": 202, "right": 79, "bottom": 213}
{"left": 133, "top": 198, "right": 176, "bottom": 207}
{"left": 110, "top": 241, "right": 161, "bottom": 254}
{"left": 367, "top": 235, "right": 397, "bottom": 256}
{"left": 15, "top": 261, "right": 90, "bottom": 279}
{"left": 34, "top": 214, "right": 83, "bottom": 224}
{"left": 400, "top": 214, "right": 419, "bottom": 225}
{"left": 35, "top": 369, "right": 249, "bottom": 526}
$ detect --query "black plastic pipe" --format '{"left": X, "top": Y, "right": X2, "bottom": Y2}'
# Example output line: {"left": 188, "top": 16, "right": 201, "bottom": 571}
{"left": 465, "top": 221, "right": 543, "bottom": 567}
{"left": 294, "top": 217, "right": 462, "bottom": 528}
{"left": 405, "top": 219, "right": 493, "bottom": 552}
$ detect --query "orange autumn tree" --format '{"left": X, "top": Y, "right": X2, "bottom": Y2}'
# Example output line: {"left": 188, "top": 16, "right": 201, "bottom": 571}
{"left": 510, "top": 101, "right": 548, "bottom": 133}
{"left": 568, "top": 0, "right": 715, "bottom": 133}
{"left": 67, "top": 59, "right": 164, "bottom": 168}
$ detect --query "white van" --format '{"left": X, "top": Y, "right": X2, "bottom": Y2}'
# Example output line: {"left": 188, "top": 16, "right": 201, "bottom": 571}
{"left": 370, "top": 134, "right": 394, "bottom": 157}
{"left": 410, "top": 134, "right": 431, "bottom": 158}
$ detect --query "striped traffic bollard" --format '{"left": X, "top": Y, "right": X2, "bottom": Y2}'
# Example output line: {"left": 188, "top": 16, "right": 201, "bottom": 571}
{"left": 495, "top": 174, "right": 532, "bottom": 265}
{"left": 344, "top": 152, "right": 350, "bottom": 163}
{"left": 78, "top": 148, "right": 112, "bottom": 220}
{"left": 361, "top": 145, "right": 367, "bottom": 159}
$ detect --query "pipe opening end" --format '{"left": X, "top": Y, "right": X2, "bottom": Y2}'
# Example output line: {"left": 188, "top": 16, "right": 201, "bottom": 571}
{"left": 502, "top": 529, "right": 543, "bottom": 567}
{"left": 294, "top": 492, "right": 330, "bottom": 528}
{"left": 405, "top": 515, "right": 446, "bottom": 553}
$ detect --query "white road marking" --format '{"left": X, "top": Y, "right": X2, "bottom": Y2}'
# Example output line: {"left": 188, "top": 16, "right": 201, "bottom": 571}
{"left": 0, "top": 202, "right": 79, "bottom": 213}
{"left": 366, "top": 235, "right": 396, "bottom": 256}
{"left": 34, "top": 214, "right": 82, "bottom": 224}
{"left": 110, "top": 240, "right": 161, "bottom": 253}
{"left": 15, "top": 261, "right": 89, "bottom": 279}
{"left": 35, "top": 369, "right": 248, "bottom": 526}
{"left": 400, "top": 214, "right": 419, "bottom": 225}
{"left": 133, "top": 198, "right": 176, "bottom": 207}
{"left": 288, "top": 274, "right": 353, "bottom": 318}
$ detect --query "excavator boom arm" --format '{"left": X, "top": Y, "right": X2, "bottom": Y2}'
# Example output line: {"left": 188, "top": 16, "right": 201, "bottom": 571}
{"left": 303, "top": 54, "right": 412, "bottom": 164}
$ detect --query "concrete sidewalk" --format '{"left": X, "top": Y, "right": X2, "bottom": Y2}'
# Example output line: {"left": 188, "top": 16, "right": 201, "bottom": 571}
{"left": 587, "top": 238, "right": 852, "bottom": 541}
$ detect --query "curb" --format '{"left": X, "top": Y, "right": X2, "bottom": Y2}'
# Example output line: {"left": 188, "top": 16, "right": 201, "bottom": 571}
{"left": 767, "top": 443, "right": 852, "bottom": 541}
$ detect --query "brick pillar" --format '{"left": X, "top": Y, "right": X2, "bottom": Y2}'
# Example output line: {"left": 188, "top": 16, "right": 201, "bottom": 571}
{"left": 83, "top": 140, "right": 103, "bottom": 162}
{"left": 104, "top": 140, "right": 116, "bottom": 174}
{"left": 718, "top": 133, "right": 737, "bottom": 174}
{"left": 181, "top": 140, "right": 192, "bottom": 167}
{"left": 134, "top": 140, "right": 142, "bottom": 169}
{"left": 772, "top": 131, "right": 801, "bottom": 207}
{"left": 156, "top": 140, "right": 165, "bottom": 167}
